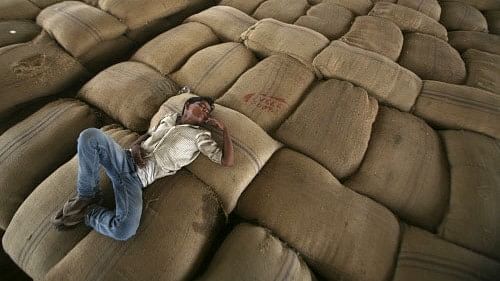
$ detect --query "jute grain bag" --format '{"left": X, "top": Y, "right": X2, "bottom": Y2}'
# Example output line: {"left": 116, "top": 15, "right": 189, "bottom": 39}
{"left": 414, "top": 80, "right": 500, "bottom": 139}
{"left": 393, "top": 225, "right": 500, "bottom": 281}
{"left": 397, "top": 0, "right": 441, "bottom": 20}
{"left": 313, "top": 40, "right": 421, "bottom": 111}
{"left": 170, "top": 42, "right": 257, "bottom": 98}
{"left": 0, "top": 32, "right": 89, "bottom": 118}
{"left": 78, "top": 61, "right": 179, "bottom": 132}
{"left": 276, "top": 79, "right": 378, "bottom": 179}
{"left": 341, "top": 15, "right": 404, "bottom": 61}
{"left": 0, "top": 20, "right": 41, "bottom": 48}
{"left": 294, "top": 1, "right": 354, "bottom": 39}
{"left": 486, "top": 10, "right": 500, "bottom": 34}
{"left": 439, "top": 130, "right": 500, "bottom": 261}
{"left": 218, "top": 55, "right": 315, "bottom": 132}
{"left": 0, "top": 99, "right": 97, "bottom": 230}
{"left": 37, "top": 1, "right": 127, "bottom": 58}
{"left": 252, "top": 0, "right": 310, "bottom": 23}
{"left": 448, "top": 0, "right": 500, "bottom": 11}
{"left": 237, "top": 148, "right": 400, "bottom": 281}
{"left": 448, "top": 31, "right": 500, "bottom": 55}
{"left": 369, "top": 2, "right": 448, "bottom": 41}
{"left": 199, "top": 223, "right": 317, "bottom": 281}
{"left": 2, "top": 125, "right": 138, "bottom": 280}
{"left": 440, "top": 1, "right": 488, "bottom": 32}
{"left": 131, "top": 22, "right": 219, "bottom": 76}
{"left": 398, "top": 32, "right": 466, "bottom": 84}
{"left": 346, "top": 106, "right": 449, "bottom": 230}
{"left": 44, "top": 170, "right": 225, "bottom": 281}
{"left": 218, "top": 0, "right": 267, "bottom": 14}
{"left": 153, "top": 94, "right": 282, "bottom": 213}
{"left": 0, "top": 0, "right": 40, "bottom": 20}
{"left": 241, "top": 18, "right": 329, "bottom": 70}
{"left": 463, "top": 49, "right": 500, "bottom": 94}
{"left": 77, "top": 36, "right": 136, "bottom": 73}
{"left": 309, "top": 0, "right": 373, "bottom": 15}
{"left": 30, "top": 0, "right": 67, "bottom": 8}
{"left": 186, "top": 6, "right": 257, "bottom": 42}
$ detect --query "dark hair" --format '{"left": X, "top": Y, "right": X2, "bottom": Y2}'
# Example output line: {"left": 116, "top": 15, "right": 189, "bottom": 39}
{"left": 182, "top": 96, "right": 215, "bottom": 115}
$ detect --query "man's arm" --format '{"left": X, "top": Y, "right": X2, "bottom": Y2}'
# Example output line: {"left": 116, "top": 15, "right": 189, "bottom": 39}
{"left": 206, "top": 118, "right": 234, "bottom": 167}
{"left": 130, "top": 133, "right": 150, "bottom": 168}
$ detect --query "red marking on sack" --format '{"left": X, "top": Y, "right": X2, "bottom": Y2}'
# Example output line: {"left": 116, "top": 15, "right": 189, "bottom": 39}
{"left": 243, "top": 93, "right": 287, "bottom": 113}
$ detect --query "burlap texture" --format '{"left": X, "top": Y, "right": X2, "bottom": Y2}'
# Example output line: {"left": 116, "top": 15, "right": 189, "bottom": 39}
{"left": 463, "top": 48, "right": 500, "bottom": 94}
{"left": 37, "top": 1, "right": 127, "bottom": 58}
{"left": 30, "top": 0, "right": 66, "bottom": 8}
{"left": 313, "top": 40, "right": 421, "bottom": 111}
{"left": 241, "top": 18, "right": 329, "bottom": 69}
{"left": 237, "top": 148, "right": 400, "bottom": 281}
{"left": 199, "top": 223, "right": 317, "bottom": 281}
{"left": 276, "top": 79, "right": 378, "bottom": 179}
{"left": 44, "top": 171, "right": 225, "bottom": 281}
{"left": 486, "top": 10, "right": 500, "bottom": 34}
{"left": 346, "top": 106, "right": 449, "bottom": 230}
{"left": 131, "top": 22, "right": 219, "bottom": 76}
{"left": 439, "top": 130, "right": 500, "bottom": 261}
{"left": 369, "top": 2, "right": 448, "bottom": 41}
{"left": 218, "top": 55, "right": 315, "bottom": 132}
{"left": 440, "top": 1, "right": 488, "bottom": 32}
{"left": 252, "top": 0, "right": 310, "bottom": 23}
{"left": 310, "top": 0, "right": 373, "bottom": 15}
{"left": 448, "top": 0, "right": 500, "bottom": 11}
{"left": 78, "top": 62, "right": 179, "bottom": 132}
{"left": 0, "top": 32, "right": 89, "bottom": 118}
{"left": 218, "top": 0, "right": 267, "bottom": 14}
{"left": 448, "top": 31, "right": 500, "bottom": 55}
{"left": 393, "top": 225, "right": 500, "bottom": 281}
{"left": 152, "top": 94, "right": 282, "bottom": 213}
{"left": 0, "top": 99, "right": 97, "bottom": 230}
{"left": 2, "top": 125, "right": 138, "bottom": 280}
{"left": 98, "top": 0, "right": 208, "bottom": 29}
{"left": 398, "top": 32, "right": 466, "bottom": 84}
{"left": 0, "top": 20, "right": 41, "bottom": 48}
{"left": 414, "top": 80, "right": 500, "bottom": 139}
{"left": 0, "top": 0, "right": 40, "bottom": 20}
{"left": 171, "top": 42, "right": 257, "bottom": 98}
{"left": 294, "top": 1, "right": 354, "bottom": 39}
{"left": 397, "top": 0, "right": 441, "bottom": 20}
{"left": 341, "top": 15, "right": 404, "bottom": 61}
{"left": 77, "top": 36, "right": 136, "bottom": 73}
{"left": 186, "top": 6, "right": 257, "bottom": 42}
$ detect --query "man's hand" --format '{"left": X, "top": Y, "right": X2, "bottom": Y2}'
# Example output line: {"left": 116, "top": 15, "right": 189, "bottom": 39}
{"left": 131, "top": 144, "right": 146, "bottom": 168}
{"left": 205, "top": 117, "right": 226, "bottom": 131}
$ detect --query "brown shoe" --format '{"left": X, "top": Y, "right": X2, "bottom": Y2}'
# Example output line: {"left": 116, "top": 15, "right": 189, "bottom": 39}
{"left": 62, "top": 195, "right": 102, "bottom": 217}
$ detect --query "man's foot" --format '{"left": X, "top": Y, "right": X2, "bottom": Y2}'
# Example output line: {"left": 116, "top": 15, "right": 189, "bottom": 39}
{"left": 62, "top": 195, "right": 102, "bottom": 216}
{"left": 52, "top": 204, "right": 99, "bottom": 231}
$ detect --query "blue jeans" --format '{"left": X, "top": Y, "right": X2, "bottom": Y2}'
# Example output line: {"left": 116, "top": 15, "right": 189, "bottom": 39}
{"left": 76, "top": 128, "right": 143, "bottom": 241}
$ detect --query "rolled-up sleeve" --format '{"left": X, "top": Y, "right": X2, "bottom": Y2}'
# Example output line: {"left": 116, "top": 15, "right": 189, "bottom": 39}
{"left": 196, "top": 131, "right": 223, "bottom": 164}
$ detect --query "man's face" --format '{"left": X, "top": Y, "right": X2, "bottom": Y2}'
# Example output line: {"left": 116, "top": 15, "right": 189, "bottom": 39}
{"left": 183, "top": 101, "right": 212, "bottom": 124}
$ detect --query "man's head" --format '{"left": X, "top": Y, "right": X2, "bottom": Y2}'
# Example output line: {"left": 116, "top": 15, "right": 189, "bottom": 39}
{"left": 181, "top": 96, "right": 215, "bottom": 125}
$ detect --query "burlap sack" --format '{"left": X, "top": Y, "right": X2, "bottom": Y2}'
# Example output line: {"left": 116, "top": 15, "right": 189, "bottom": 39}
{"left": 313, "top": 40, "right": 421, "bottom": 111}
{"left": 486, "top": 10, "right": 500, "bottom": 34}
{"left": 252, "top": 0, "right": 310, "bottom": 23}
{"left": 0, "top": 96, "right": 57, "bottom": 135}
{"left": 218, "top": 0, "right": 267, "bottom": 14}
{"left": 309, "top": 0, "right": 373, "bottom": 15}
{"left": 78, "top": 62, "right": 179, "bottom": 132}
{"left": 448, "top": 0, "right": 500, "bottom": 11}
{"left": 199, "top": 223, "right": 317, "bottom": 281}
{"left": 0, "top": 32, "right": 89, "bottom": 118}
{"left": 276, "top": 79, "right": 378, "bottom": 179}
{"left": 170, "top": 42, "right": 257, "bottom": 98}
{"left": 237, "top": 148, "right": 400, "bottom": 281}
{"left": 37, "top": 1, "right": 127, "bottom": 58}
{"left": 346, "top": 106, "right": 449, "bottom": 230}
{"left": 398, "top": 32, "right": 466, "bottom": 84}
{"left": 99, "top": 0, "right": 208, "bottom": 29}
{"left": 77, "top": 36, "right": 136, "bottom": 73}
{"left": 0, "top": 99, "right": 97, "bottom": 230}
{"left": 397, "top": 0, "right": 441, "bottom": 20}
{"left": 0, "top": 0, "right": 40, "bottom": 20}
{"left": 369, "top": 2, "right": 448, "bottom": 41}
{"left": 414, "top": 80, "right": 500, "bottom": 139}
{"left": 341, "top": 15, "right": 404, "bottom": 61}
{"left": 131, "top": 22, "right": 219, "bottom": 76}
{"left": 439, "top": 130, "right": 500, "bottom": 261}
{"left": 218, "top": 55, "right": 315, "bottom": 132}
{"left": 0, "top": 20, "right": 41, "bottom": 48}
{"left": 440, "top": 1, "right": 488, "bottom": 32}
{"left": 241, "top": 18, "right": 329, "bottom": 69}
{"left": 186, "top": 6, "right": 257, "bottom": 43}
{"left": 154, "top": 94, "right": 282, "bottom": 213}
{"left": 30, "top": 0, "right": 66, "bottom": 8}
{"left": 294, "top": 1, "right": 354, "bottom": 39}
{"left": 44, "top": 170, "right": 225, "bottom": 281}
{"left": 448, "top": 31, "right": 500, "bottom": 55}
{"left": 2, "top": 125, "right": 138, "bottom": 280}
{"left": 463, "top": 48, "right": 500, "bottom": 94}
{"left": 394, "top": 225, "right": 500, "bottom": 281}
